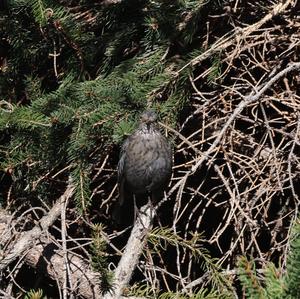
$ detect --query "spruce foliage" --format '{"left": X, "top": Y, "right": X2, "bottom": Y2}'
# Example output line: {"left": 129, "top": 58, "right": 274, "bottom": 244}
{"left": 237, "top": 220, "right": 300, "bottom": 299}
{"left": 1, "top": 0, "right": 212, "bottom": 210}
{"left": 90, "top": 224, "right": 113, "bottom": 293}
{"left": 283, "top": 220, "right": 300, "bottom": 299}
{"left": 0, "top": 0, "right": 299, "bottom": 297}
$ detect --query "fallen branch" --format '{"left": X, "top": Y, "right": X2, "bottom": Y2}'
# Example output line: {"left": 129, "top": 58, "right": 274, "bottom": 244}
{"left": 0, "top": 200, "right": 147, "bottom": 299}
{"left": 0, "top": 183, "right": 75, "bottom": 271}
{"left": 25, "top": 236, "right": 102, "bottom": 299}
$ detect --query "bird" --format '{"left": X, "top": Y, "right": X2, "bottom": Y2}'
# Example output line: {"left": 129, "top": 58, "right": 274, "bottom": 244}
{"left": 113, "top": 110, "right": 172, "bottom": 224}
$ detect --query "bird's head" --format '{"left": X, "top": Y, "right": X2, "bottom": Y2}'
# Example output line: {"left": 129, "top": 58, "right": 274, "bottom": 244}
{"left": 140, "top": 110, "right": 157, "bottom": 124}
{"left": 139, "top": 110, "right": 158, "bottom": 132}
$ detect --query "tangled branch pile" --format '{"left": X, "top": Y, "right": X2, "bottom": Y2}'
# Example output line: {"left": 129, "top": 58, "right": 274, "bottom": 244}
{"left": 0, "top": 0, "right": 299, "bottom": 298}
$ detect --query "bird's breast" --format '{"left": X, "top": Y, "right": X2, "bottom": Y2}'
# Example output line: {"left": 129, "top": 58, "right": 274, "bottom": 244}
{"left": 124, "top": 131, "right": 171, "bottom": 193}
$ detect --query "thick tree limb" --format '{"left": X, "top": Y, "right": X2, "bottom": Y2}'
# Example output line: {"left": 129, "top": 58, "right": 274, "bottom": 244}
{"left": 25, "top": 236, "right": 102, "bottom": 299}
{"left": 104, "top": 203, "right": 154, "bottom": 299}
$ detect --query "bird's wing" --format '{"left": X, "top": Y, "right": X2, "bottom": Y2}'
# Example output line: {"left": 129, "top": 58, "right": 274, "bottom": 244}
{"left": 117, "top": 138, "right": 129, "bottom": 206}
{"left": 117, "top": 138, "right": 128, "bottom": 181}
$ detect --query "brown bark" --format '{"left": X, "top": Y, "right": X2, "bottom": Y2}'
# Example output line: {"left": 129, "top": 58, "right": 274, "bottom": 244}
{"left": 25, "top": 236, "right": 102, "bottom": 299}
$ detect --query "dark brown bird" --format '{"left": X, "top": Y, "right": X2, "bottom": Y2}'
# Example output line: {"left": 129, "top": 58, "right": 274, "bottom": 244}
{"left": 114, "top": 110, "right": 172, "bottom": 223}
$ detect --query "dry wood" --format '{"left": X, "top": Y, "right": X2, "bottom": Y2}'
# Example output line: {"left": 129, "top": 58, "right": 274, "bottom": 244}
{"left": 104, "top": 203, "right": 154, "bottom": 299}
{"left": 1, "top": 0, "right": 299, "bottom": 296}
{"left": 0, "top": 184, "right": 75, "bottom": 271}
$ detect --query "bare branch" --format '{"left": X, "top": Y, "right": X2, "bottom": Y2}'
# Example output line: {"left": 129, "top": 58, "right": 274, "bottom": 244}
{"left": 104, "top": 203, "right": 154, "bottom": 299}
{"left": 0, "top": 184, "right": 75, "bottom": 271}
